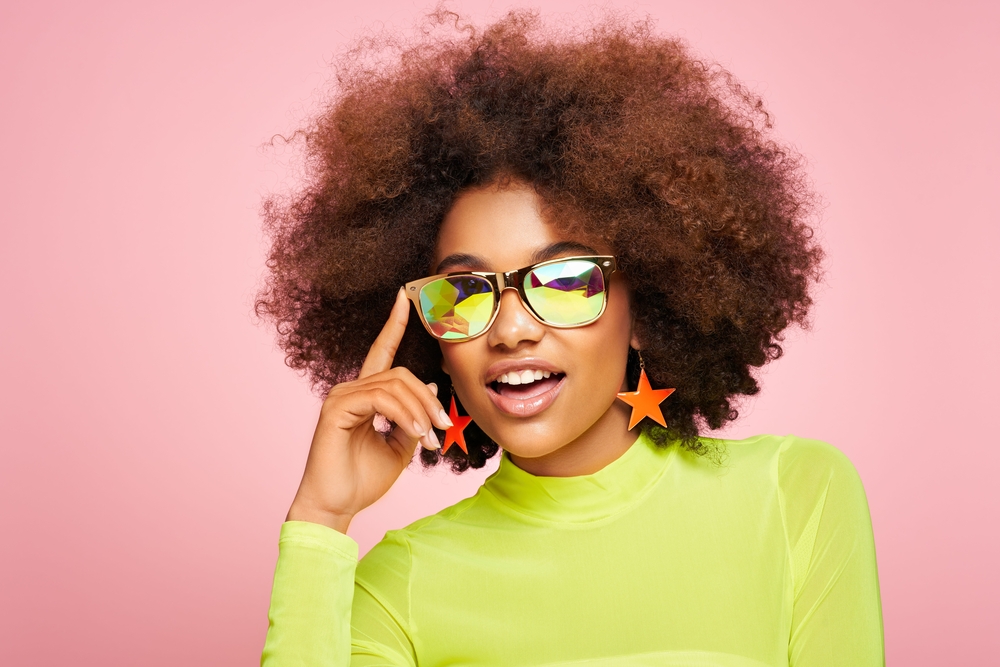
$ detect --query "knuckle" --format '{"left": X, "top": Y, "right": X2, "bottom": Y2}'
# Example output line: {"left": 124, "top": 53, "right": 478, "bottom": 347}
{"left": 392, "top": 366, "right": 413, "bottom": 379}
{"left": 373, "top": 388, "right": 401, "bottom": 412}
{"left": 332, "top": 378, "right": 358, "bottom": 394}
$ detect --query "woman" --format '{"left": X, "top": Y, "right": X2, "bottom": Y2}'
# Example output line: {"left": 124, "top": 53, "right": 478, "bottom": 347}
{"left": 257, "top": 9, "right": 884, "bottom": 666}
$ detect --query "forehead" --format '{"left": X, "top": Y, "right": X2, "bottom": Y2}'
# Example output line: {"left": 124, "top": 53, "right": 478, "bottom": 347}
{"left": 433, "top": 183, "right": 600, "bottom": 271}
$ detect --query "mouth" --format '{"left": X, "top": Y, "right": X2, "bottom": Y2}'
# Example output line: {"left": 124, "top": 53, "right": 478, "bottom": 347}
{"left": 485, "top": 366, "right": 566, "bottom": 417}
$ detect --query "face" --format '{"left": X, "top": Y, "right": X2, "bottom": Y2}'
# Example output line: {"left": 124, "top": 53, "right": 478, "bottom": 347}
{"left": 432, "top": 180, "right": 638, "bottom": 465}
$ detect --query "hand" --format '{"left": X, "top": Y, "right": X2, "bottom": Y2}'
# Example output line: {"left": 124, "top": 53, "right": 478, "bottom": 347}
{"left": 285, "top": 288, "right": 453, "bottom": 533}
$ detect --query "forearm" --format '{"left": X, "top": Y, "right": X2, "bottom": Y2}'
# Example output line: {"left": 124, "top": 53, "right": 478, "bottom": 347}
{"left": 261, "top": 521, "right": 360, "bottom": 667}
{"left": 287, "top": 498, "right": 355, "bottom": 534}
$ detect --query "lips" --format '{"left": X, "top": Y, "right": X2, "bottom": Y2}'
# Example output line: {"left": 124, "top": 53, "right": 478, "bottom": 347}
{"left": 484, "top": 359, "right": 566, "bottom": 418}
{"left": 491, "top": 373, "right": 563, "bottom": 399}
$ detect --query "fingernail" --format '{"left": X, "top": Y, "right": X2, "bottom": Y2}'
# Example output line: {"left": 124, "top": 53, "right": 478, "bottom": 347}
{"left": 439, "top": 409, "right": 453, "bottom": 427}
{"left": 413, "top": 420, "right": 427, "bottom": 437}
{"left": 427, "top": 382, "right": 438, "bottom": 396}
{"left": 425, "top": 430, "right": 441, "bottom": 450}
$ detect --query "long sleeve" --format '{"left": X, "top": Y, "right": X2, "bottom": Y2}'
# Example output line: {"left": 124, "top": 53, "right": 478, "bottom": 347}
{"left": 260, "top": 521, "right": 417, "bottom": 667}
{"left": 261, "top": 433, "right": 885, "bottom": 666}
{"left": 260, "top": 521, "right": 359, "bottom": 666}
{"left": 779, "top": 438, "right": 885, "bottom": 666}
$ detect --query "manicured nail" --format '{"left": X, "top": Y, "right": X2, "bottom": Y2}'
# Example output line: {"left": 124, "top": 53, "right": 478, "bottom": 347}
{"left": 427, "top": 382, "right": 438, "bottom": 396}
{"left": 425, "top": 430, "right": 441, "bottom": 450}
{"left": 413, "top": 420, "right": 427, "bottom": 437}
{"left": 439, "top": 409, "right": 453, "bottom": 427}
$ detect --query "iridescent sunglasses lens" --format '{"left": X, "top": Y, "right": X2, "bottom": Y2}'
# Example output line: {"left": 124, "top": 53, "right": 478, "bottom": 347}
{"left": 419, "top": 275, "right": 496, "bottom": 340}
{"left": 524, "top": 260, "right": 607, "bottom": 326}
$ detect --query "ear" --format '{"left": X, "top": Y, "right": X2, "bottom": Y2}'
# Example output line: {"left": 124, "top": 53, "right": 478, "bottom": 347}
{"left": 628, "top": 314, "right": 641, "bottom": 352}
{"left": 440, "top": 351, "right": 451, "bottom": 376}
{"left": 625, "top": 288, "right": 641, "bottom": 352}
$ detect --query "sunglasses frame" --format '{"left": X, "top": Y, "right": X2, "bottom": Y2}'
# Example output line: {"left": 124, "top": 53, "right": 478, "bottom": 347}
{"left": 403, "top": 255, "right": 617, "bottom": 342}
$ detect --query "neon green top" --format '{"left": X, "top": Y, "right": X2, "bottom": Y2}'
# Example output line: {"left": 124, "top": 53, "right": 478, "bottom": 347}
{"left": 261, "top": 434, "right": 884, "bottom": 666}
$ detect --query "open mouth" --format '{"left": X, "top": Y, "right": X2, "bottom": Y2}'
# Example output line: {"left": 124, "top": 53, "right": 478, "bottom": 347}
{"left": 489, "top": 370, "right": 565, "bottom": 399}
{"left": 486, "top": 369, "right": 567, "bottom": 417}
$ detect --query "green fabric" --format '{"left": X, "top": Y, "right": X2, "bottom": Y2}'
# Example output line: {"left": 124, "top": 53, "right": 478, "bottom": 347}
{"left": 261, "top": 434, "right": 884, "bottom": 666}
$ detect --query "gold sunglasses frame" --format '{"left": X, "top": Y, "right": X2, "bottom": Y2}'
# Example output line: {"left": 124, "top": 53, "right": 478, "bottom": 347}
{"left": 403, "top": 255, "right": 618, "bottom": 342}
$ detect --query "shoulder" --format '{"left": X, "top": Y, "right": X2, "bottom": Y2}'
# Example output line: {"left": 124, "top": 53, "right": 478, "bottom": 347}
{"left": 767, "top": 436, "right": 874, "bottom": 554}
{"left": 773, "top": 435, "right": 868, "bottom": 499}
{"left": 690, "top": 434, "right": 869, "bottom": 512}
{"left": 704, "top": 434, "right": 863, "bottom": 483}
{"left": 355, "top": 490, "right": 484, "bottom": 580}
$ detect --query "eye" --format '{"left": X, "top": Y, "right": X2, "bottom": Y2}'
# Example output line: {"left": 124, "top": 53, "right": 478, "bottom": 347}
{"left": 464, "top": 278, "right": 487, "bottom": 293}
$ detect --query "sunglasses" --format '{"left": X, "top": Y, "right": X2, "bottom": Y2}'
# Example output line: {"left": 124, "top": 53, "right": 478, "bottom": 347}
{"left": 404, "top": 255, "right": 617, "bottom": 342}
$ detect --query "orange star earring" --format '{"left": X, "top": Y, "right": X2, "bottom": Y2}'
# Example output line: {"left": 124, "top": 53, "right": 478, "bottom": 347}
{"left": 617, "top": 350, "right": 675, "bottom": 430}
{"left": 441, "top": 389, "right": 473, "bottom": 454}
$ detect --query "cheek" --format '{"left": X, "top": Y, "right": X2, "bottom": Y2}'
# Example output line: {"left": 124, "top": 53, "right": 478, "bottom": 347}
{"left": 562, "top": 289, "right": 632, "bottom": 386}
{"left": 589, "top": 285, "right": 633, "bottom": 378}
{"left": 592, "top": 319, "right": 631, "bottom": 375}
{"left": 602, "top": 282, "right": 633, "bottom": 345}
{"left": 439, "top": 341, "right": 482, "bottom": 389}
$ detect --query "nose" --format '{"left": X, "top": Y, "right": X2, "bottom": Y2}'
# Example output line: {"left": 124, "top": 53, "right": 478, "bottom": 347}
{"left": 486, "top": 287, "right": 545, "bottom": 349}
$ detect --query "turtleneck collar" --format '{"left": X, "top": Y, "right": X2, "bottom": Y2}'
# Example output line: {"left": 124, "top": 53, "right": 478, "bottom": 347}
{"left": 482, "top": 431, "right": 676, "bottom": 524}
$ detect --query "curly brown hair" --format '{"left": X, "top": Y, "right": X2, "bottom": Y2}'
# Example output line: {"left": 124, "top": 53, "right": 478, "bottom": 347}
{"left": 256, "top": 8, "right": 822, "bottom": 472}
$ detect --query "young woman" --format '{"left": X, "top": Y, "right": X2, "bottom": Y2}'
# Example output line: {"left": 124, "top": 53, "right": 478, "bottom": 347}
{"left": 257, "top": 10, "right": 884, "bottom": 666}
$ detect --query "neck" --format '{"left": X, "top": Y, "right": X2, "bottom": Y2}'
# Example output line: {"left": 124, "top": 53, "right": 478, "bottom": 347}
{"left": 507, "top": 400, "right": 637, "bottom": 477}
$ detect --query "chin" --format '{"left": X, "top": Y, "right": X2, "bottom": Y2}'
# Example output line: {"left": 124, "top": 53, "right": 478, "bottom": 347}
{"left": 478, "top": 414, "right": 590, "bottom": 458}
{"left": 494, "top": 434, "right": 564, "bottom": 458}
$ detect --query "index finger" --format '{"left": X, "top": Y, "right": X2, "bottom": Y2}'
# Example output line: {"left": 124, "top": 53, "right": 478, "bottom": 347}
{"left": 358, "top": 288, "right": 411, "bottom": 379}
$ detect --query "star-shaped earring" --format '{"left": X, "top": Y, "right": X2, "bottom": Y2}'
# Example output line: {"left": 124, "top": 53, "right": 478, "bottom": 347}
{"left": 441, "top": 395, "right": 473, "bottom": 454}
{"left": 617, "top": 353, "right": 675, "bottom": 430}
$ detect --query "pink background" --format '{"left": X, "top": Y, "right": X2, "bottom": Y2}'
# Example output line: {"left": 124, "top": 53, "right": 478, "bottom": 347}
{"left": 1, "top": 0, "right": 997, "bottom": 664}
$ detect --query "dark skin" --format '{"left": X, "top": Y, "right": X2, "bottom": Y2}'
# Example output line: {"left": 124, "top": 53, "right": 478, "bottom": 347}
{"left": 287, "top": 180, "right": 641, "bottom": 532}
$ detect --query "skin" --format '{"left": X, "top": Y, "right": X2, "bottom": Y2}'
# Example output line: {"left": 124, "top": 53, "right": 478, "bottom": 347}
{"left": 434, "top": 181, "right": 639, "bottom": 476}
{"left": 287, "top": 179, "right": 641, "bottom": 533}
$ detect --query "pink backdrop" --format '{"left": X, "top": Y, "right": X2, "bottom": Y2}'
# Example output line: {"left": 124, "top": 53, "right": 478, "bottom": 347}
{"left": 1, "top": 1, "right": 997, "bottom": 664}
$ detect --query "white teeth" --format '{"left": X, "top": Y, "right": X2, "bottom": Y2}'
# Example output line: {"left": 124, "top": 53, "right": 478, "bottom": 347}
{"left": 495, "top": 369, "right": 558, "bottom": 385}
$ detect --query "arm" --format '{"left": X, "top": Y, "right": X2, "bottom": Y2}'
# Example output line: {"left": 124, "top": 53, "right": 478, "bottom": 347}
{"left": 261, "top": 290, "right": 447, "bottom": 665}
{"left": 779, "top": 438, "right": 885, "bottom": 667}
{"left": 260, "top": 522, "right": 417, "bottom": 667}
{"left": 261, "top": 521, "right": 359, "bottom": 666}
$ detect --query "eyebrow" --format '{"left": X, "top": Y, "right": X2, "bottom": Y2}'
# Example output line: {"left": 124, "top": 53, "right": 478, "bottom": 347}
{"left": 434, "top": 241, "right": 599, "bottom": 274}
